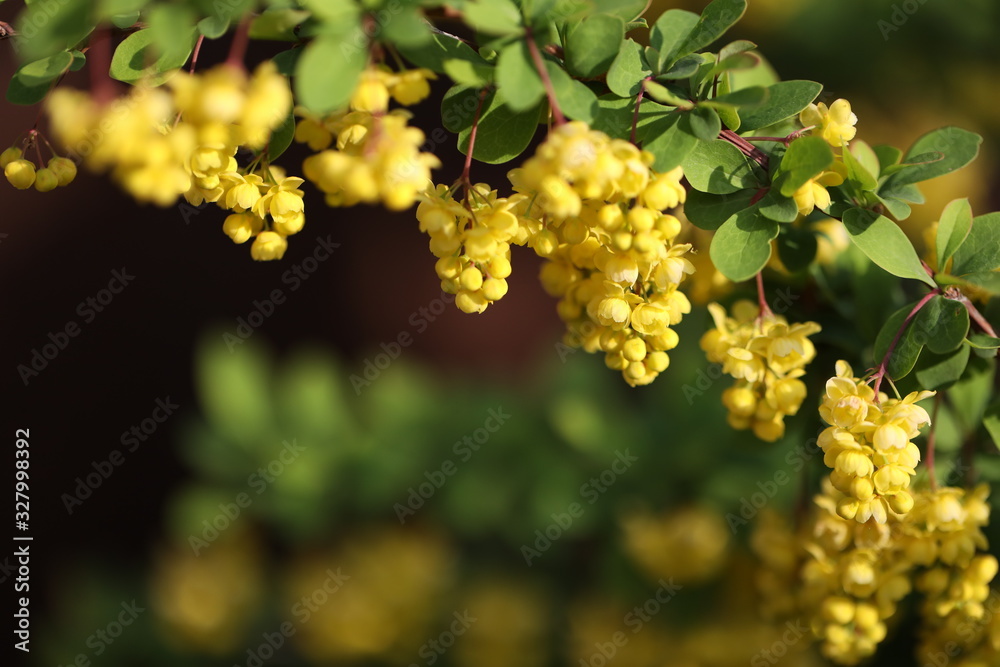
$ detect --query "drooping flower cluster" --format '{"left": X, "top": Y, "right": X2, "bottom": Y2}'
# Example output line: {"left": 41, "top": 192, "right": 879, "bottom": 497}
{"left": 505, "top": 121, "right": 694, "bottom": 386}
{"left": 753, "top": 482, "right": 998, "bottom": 666}
{"left": 46, "top": 62, "right": 298, "bottom": 259}
{"left": 415, "top": 182, "right": 527, "bottom": 313}
{"left": 298, "top": 66, "right": 440, "bottom": 212}
{"left": 700, "top": 300, "right": 821, "bottom": 441}
{"left": 818, "top": 360, "right": 934, "bottom": 524}
{"left": 2, "top": 142, "right": 76, "bottom": 192}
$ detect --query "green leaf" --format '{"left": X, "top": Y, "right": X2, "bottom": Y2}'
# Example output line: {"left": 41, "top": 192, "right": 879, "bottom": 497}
{"left": 197, "top": 15, "right": 231, "bottom": 38}
{"left": 658, "top": 53, "right": 703, "bottom": 80}
{"left": 147, "top": 4, "right": 198, "bottom": 65}
{"left": 109, "top": 28, "right": 198, "bottom": 84}
{"left": 841, "top": 139, "right": 878, "bottom": 193}
{"left": 250, "top": 8, "right": 311, "bottom": 41}
{"left": 915, "top": 295, "right": 970, "bottom": 354}
{"left": 638, "top": 111, "right": 699, "bottom": 172}
{"left": 877, "top": 195, "right": 912, "bottom": 221}
{"left": 709, "top": 205, "right": 778, "bottom": 282}
{"left": 457, "top": 89, "right": 541, "bottom": 164}
{"left": 294, "top": 30, "right": 367, "bottom": 113}
{"left": 682, "top": 138, "right": 763, "bottom": 194}
{"left": 850, "top": 140, "right": 880, "bottom": 180}
{"left": 883, "top": 127, "right": 983, "bottom": 188}
{"left": 757, "top": 189, "right": 798, "bottom": 223}
{"left": 545, "top": 61, "right": 598, "bottom": 123}
{"left": 967, "top": 334, "right": 1000, "bottom": 350}
{"left": 683, "top": 189, "right": 755, "bottom": 231}
{"left": 496, "top": 41, "right": 544, "bottom": 112}
{"left": 952, "top": 271, "right": 1000, "bottom": 295}
{"left": 872, "top": 144, "right": 902, "bottom": 174}
{"left": 701, "top": 86, "right": 767, "bottom": 109}
{"left": 15, "top": 0, "right": 93, "bottom": 62}
{"left": 379, "top": 5, "right": 432, "bottom": 47}
{"left": 915, "top": 345, "right": 970, "bottom": 391}
{"left": 685, "top": 106, "right": 721, "bottom": 142}
{"left": 718, "top": 39, "right": 757, "bottom": 59}
{"left": 8, "top": 50, "right": 73, "bottom": 104}
{"left": 648, "top": 9, "right": 699, "bottom": 70}
{"left": 593, "top": 95, "right": 672, "bottom": 140}
{"left": 774, "top": 136, "right": 833, "bottom": 197}
{"left": 678, "top": 0, "right": 747, "bottom": 55}
{"left": 69, "top": 49, "right": 86, "bottom": 71}
{"left": 441, "top": 85, "right": 481, "bottom": 133}
{"left": 735, "top": 80, "right": 821, "bottom": 133}
{"left": 606, "top": 38, "right": 651, "bottom": 98}
{"left": 564, "top": 14, "right": 623, "bottom": 78}
{"left": 397, "top": 32, "right": 488, "bottom": 75}
{"left": 953, "top": 212, "right": 1000, "bottom": 275}
{"left": 710, "top": 51, "right": 760, "bottom": 76}
{"left": 266, "top": 111, "right": 296, "bottom": 162}
{"left": 272, "top": 47, "right": 303, "bottom": 76}
{"left": 642, "top": 80, "right": 692, "bottom": 108}
{"left": 947, "top": 356, "right": 996, "bottom": 431}
{"left": 873, "top": 303, "right": 924, "bottom": 379}
{"left": 443, "top": 58, "right": 493, "bottom": 87}
{"left": 776, "top": 226, "right": 817, "bottom": 272}
{"left": 936, "top": 198, "right": 974, "bottom": 272}
{"left": 982, "top": 401, "right": 1000, "bottom": 452}
{"left": 842, "top": 208, "right": 937, "bottom": 288}
{"left": 110, "top": 12, "right": 140, "bottom": 29}
{"left": 463, "top": 0, "right": 522, "bottom": 35}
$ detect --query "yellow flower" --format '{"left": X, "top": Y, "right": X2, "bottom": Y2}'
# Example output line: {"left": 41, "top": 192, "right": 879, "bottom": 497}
{"left": 222, "top": 212, "right": 263, "bottom": 244}
{"left": 0, "top": 146, "right": 22, "bottom": 168}
{"left": 792, "top": 163, "right": 847, "bottom": 216}
{"left": 223, "top": 173, "right": 266, "bottom": 212}
{"left": 389, "top": 69, "right": 436, "bottom": 106}
{"left": 250, "top": 231, "right": 287, "bottom": 261}
{"left": 33, "top": 167, "right": 59, "bottom": 192}
{"left": 800, "top": 98, "right": 858, "bottom": 146}
{"left": 47, "top": 157, "right": 77, "bottom": 186}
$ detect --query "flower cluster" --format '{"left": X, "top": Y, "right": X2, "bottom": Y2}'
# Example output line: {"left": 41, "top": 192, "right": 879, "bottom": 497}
{"left": 298, "top": 66, "right": 440, "bottom": 212}
{"left": 753, "top": 481, "right": 997, "bottom": 666}
{"left": 416, "top": 183, "right": 527, "bottom": 313}
{"left": 2, "top": 141, "right": 76, "bottom": 192}
{"left": 700, "top": 300, "right": 821, "bottom": 441}
{"left": 46, "top": 62, "right": 298, "bottom": 259}
{"left": 507, "top": 121, "right": 694, "bottom": 386}
{"left": 818, "top": 360, "right": 934, "bottom": 524}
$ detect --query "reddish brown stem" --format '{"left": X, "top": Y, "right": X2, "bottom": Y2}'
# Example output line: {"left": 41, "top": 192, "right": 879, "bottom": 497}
{"left": 871, "top": 290, "right": 939, "bottom": 400}
{"left": 460, "top": 88, "right": 489, "bottom": 197}
{"left": 189, "top": 34, "right": 205, "bottom": 74}
{"left": 720, "top": 129, "right": 769, "bottom": 170}
{"left": 756, "top": 271, "right": 773, "bottom": 320}
{"left": 88, "top": 26, "right": 117, "bottom": 106}
{"left": 630, "top": 77, "right": 651, "bottom": 145}
{"left": 524, "top": 28, "right": 565, "bottom": 126}
{"left": 226, "top": 15, "right": 252, "bottom": 69}
{"left": 960, "top": 295, "right": 998, "bottom": 338}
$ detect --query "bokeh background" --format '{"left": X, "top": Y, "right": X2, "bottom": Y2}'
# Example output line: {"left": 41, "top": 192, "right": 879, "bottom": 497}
{"left": 2, "top": 0, "right": 1000, "bottom": 665}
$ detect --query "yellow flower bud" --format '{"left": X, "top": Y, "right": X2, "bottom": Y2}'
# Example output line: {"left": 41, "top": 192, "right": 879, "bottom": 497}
{"left": 482, "top": 278, "right": 508, "bottom": 301}
{"left": 6, "top": 158, "right": 38, "bottom": 190}
{"left": 460, "top": 266, "right": 484, "bottom": 291}
{"left": 33, "top": 168, "right": 59, "bottom": 192}
{"left": 222, "top": 213, "right": 263, "bottom": 244}
{"left": 250, "top": 231, "right": 288, "bottom": 261}
{"left": 1, "top": 146, "right": 22, "bottom": 168}
{"left": 622, "top": 337, "right": 646, "bottom": 362}
{"left": 456, "top": 289, "right": 488, "bottom": 314}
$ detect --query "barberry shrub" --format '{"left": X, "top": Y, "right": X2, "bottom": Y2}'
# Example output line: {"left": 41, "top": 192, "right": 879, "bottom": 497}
{"left": 4, "top": 0, "right": 1000, "bottom": 664}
